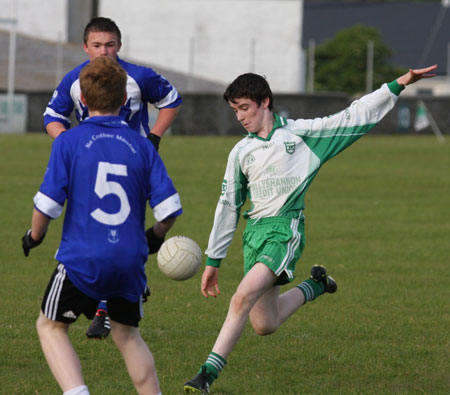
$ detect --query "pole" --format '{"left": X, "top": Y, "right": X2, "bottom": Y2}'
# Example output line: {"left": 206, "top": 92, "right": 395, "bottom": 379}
{"left": 189, "top": 37, "right": 195, "bottom": 92}
{"left": 447, "top": 41, "right": 450, "bottom": 82}
{"left": 56, "top": 32, "right": 63, "bottom": 86}
{"left": 366, "top": 40, "right": 374, "bottom": 93}
{"left": 419, "top": 99, "right": 445, "bottom": 143}
{"left": 307, "top": 39, "right": 315, "bottom": 93}
{"left": 2, "top": 18, "right": 17, "bottom": 121}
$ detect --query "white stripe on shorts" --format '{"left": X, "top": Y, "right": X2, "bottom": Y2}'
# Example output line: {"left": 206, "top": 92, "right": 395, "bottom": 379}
{"left": 275, "top": 218, "right": 301, "bottom": 278}
{"left": 44, "top": 263, "right": 66, "bottom": 320}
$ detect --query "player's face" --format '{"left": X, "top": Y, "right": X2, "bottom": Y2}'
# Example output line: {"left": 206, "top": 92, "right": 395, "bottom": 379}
{"left": 83, "top": 31, "right": 121, "bottom": 61}
{"left": 228, "top": 97, "right": 270, "bottom": 134}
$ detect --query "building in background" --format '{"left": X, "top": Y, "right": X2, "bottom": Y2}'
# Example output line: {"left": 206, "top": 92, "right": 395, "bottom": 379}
{"left": 1, "top": 0, "right": 448, "bottom": 95}
{"left": 0, "top": 0, "right": 449, "bottom": 134}
{"left": 0, "top": 0, "right": 304, "bottom": 93}
{"left": 99, "top": 0, "right": 304, "bottom": 93}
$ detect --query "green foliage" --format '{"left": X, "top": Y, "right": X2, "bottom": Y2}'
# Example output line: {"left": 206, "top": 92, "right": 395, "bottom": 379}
{"left": 1, "top": 134, "right": 450, "bottom": 394}
{"left": 313, "top": 25, "right": 407, "bottom": 94}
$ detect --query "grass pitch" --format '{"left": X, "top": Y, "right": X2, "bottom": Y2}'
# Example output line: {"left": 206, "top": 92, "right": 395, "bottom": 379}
{"left": 0, "top": 133, "right": 449, "bottom": 394}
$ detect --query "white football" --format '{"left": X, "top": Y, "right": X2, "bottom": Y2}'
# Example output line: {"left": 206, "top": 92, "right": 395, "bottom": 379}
{"left": 157, "top": 236, "right": 203, "bottom": 281}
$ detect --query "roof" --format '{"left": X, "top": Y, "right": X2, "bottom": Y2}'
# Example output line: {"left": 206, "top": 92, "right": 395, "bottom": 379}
{"left": 0, "top": 29, "right": 226, "bottom": 93}
{"left": 303, "top": 2, "right": 450, "bottom": 73}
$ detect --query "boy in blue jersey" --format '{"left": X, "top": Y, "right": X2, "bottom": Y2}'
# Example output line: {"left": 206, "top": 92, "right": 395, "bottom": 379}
{"left": 44, "top": 17, "right": 182, "bottom": 338}
{"left": 22, "top": 56, "right": 182, "bottom": 395}
{"left": 44, "top": 17, "right": 181, "bottom": 146}
{"left": 184, "top": 64, "right": 437, "bottom": 393}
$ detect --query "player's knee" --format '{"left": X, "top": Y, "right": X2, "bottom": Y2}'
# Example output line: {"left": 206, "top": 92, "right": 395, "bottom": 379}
{"left": 35, "top": 316, "right": 43, "bottom": 335}
{"left": 111, "top": 322, "right": 141, "bottom": 351}
{"left": 36, "top": 312, "right": 49, "bottom": 336}
{"left": 252, "top": 322, "right": 277, "bottom": 336}
{"left": 36, "top": 315, "right": 52, "bottom": 339}
{"left": 230, "top": 291, "right": 253, "bottom": 315}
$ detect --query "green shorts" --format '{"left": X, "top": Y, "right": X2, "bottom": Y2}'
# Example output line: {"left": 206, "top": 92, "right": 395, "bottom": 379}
{"left": 242, "top": 216, "right": 305, "bottom": 285}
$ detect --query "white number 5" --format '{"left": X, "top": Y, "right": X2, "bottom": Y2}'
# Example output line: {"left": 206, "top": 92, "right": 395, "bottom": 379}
{"left": 90, "top": 161, "right": 131, "bottom": 225}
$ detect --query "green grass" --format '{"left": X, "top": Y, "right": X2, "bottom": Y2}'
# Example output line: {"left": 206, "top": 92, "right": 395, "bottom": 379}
{"left": 0, "top": 134, "right": 449, "bottom": 394}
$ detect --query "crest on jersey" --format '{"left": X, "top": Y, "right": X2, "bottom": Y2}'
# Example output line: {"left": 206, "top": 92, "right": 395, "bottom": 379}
{"left": 48, "top": 90, "right": 58, "bottom": 105}
{"left": 246, "top": 154, "right": 255, "bottom": 165}
{"left": 221, "top": 179, "right": 228, "bottom": 196}
{"left": 284, "top": 142, "right": 295, "bottom": 155}
{"left": 108, "top": 229, "right": 120, "bottom": 244}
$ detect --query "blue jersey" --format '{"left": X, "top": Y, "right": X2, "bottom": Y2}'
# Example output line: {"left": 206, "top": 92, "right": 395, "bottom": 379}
{"left": 34, "top": 116, "right": 182, "bottom": 302}
{"left": 43, "top": 57, "right": 182, "bottom": 136}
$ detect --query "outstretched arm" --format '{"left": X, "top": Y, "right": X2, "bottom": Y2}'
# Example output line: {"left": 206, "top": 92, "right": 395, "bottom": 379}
{"left": 396, "top": 64, "right": 437, "bottom": 86}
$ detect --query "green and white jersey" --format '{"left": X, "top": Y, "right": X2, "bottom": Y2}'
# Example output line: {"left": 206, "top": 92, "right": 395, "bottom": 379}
{"left": 206, "top": 81, "right": 404, "bottom": 266}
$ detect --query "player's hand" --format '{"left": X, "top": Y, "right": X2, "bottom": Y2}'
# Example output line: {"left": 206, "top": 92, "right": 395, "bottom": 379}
{"left": 396, "top": 64, "right": 437, "bottom": 86}
{"left": 201, "top": 265, "right": 220, "bottom": 298}
{"left": 142, "top": 285, "right": 151, "bottom": 302}
{"left": 21, "top": 229, "right": 46, "bottom": 257}
{"left": 146, "top": 226, "right": 165, "bottom": 254}
{"left": 147, "top": 133, "right": 161, "bottom": 151}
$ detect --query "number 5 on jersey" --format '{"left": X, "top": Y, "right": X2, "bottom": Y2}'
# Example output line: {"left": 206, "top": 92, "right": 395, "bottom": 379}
{"left": 90, "top": 161, "right": 131, "bottom": 225}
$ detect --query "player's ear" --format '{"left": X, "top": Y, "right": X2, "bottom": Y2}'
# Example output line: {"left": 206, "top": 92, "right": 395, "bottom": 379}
{"left": 80, "top": 92, "right": 87, "bottom": 106}
{"left": 122, "top": 93, "right": 127, "bottom": 106}
{"left": 262, "top": 97, "right": 270, "bottom": 109}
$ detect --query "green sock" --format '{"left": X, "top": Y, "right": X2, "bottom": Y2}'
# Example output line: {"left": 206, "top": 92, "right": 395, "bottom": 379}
{"left": 297, "top": 278, "right": 325, "bottom": 302}
{"left": 198, "top": 352, "right": 227, "bottom": 384}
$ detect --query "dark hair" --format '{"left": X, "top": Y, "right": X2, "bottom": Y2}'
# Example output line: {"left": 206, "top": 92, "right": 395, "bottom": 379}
{"left": 83, "top": 17, "right": 122, "bottom": 44}
{"left": 223, "top": 73, "right": 273, "bottom": 111}
{"left": 80, "top": 57, "right": 127, "bottom": 113}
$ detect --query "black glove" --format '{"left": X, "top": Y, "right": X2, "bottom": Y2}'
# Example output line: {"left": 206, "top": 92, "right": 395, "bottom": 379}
{"left": 147, "top": 133, "right": 161, "bottom": 151}
{"left": 142, "top": 285, "right": 151, "bottom": 302}
{"left": 145, "top": 226, "right": 165, "bottom": 254}
{"left": 22, "top": 229, "right": 46, "bottom": 257}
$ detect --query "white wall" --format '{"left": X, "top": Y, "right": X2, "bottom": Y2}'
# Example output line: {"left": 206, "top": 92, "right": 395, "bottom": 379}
{"left": 0, "top": 0, "right": 68, "bottom": 41}
{"left": 0, "top": 0, "right": 304, "bottom": 92}
{"left": 100, "top": 0, "right": 304, "bottom": 92}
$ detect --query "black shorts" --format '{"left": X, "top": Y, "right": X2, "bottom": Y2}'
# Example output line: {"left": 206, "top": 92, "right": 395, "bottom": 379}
{"left": 41, "top": 263, "right": 143, "bottom": 327}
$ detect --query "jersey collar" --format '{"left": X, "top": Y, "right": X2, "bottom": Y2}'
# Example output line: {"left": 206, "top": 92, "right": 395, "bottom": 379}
{"left": 247, "top": 113, "right": 287, "bottom": 141}
{"left": 83, "top": 115, "right": 128, "bottom": 126}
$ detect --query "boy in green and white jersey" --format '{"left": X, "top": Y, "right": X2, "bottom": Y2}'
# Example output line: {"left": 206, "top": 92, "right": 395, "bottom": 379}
{"left": 184, "top": 65, "right": 437, "bottom": 394}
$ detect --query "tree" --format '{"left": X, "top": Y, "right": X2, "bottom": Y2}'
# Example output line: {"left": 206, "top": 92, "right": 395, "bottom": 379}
{"left": 313, "top": 25, "right": 407, "bottom": 94}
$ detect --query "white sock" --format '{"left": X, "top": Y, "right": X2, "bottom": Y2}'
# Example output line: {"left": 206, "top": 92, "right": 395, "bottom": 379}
{"left": 63, "top": 385, "right": 90, "bottom": 395}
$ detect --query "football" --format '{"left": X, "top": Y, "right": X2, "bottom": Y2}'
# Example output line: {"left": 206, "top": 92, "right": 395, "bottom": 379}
{"left": 157, "top": 236, "right": 203, "bottom": 281}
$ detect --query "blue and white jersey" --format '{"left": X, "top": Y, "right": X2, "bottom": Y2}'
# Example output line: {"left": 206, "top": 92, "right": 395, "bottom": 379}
{"left": 34, "top": 116, "right": 182, "bottom": 302}
{"left": 43, "top": 57, "right": 182, "bottom": 137}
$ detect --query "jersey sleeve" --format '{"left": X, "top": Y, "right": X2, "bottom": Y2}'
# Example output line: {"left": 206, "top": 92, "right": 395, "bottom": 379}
{"left": 34, "top": 137, "right": 70, "bottom": 218}
{"left": 289, "top": 81, "right": 402, "bottom": 164}
{"left": 43, "top": 74, "right": 77, "bottom": 130}
{"left": 139, "top": 68, "right": 182, "bottom": 109}
{"left": 205, "top": 145, "right": 248, "bottom": 267}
